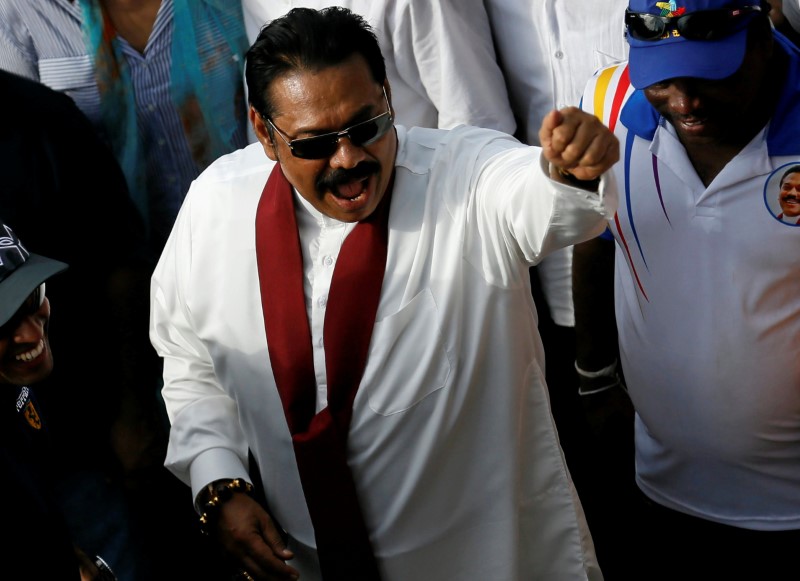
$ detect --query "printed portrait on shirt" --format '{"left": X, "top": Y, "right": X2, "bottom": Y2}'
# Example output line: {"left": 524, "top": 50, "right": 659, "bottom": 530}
{"left": 764, "top": 163, "right": 800, "bottom": 226}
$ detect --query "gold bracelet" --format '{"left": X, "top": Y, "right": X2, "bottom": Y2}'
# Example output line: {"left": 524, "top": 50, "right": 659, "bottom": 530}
{"left": 198, "top": 478, "right": 254, "bottom": 536}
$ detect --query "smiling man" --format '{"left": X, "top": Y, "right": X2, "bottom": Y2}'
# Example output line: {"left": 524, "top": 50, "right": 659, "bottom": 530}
{"left": 573, "top": 0, "right": 800, "bottom": 578}
{"left": 149, "top": 6, "right": 621, "bottom": 581}
{"left": 778, "top": 164, "right": 800, "bottom": 222}
{"left": 0, "top": 223, "right": 65, "bottom": 391}
{"left": 0, "top": 221, "right": 117, "bottom": 580}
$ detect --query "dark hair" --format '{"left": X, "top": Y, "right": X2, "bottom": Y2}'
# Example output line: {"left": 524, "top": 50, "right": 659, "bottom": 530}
{"left": 245, "top": 7, "right": 386, "bottom": 120}
{"left": 780, "top": 165, "right": 800, "bottom": 186}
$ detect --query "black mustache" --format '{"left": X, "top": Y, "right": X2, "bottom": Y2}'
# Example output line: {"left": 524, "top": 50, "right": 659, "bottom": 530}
{"left": 317, "top": 161, "right": 380, "bottom": 191}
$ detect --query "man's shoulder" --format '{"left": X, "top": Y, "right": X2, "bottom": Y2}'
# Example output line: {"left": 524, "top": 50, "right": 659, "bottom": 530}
{"left": 193, "top": 142, "right": 274, "bottom": 187}
{"left": 580, "top": 62, "right": 665, "bottom": 143}
{"left": 183, "top": 143, "right": 275, "bottom": 221}
{"left": 766, "top": 33, "right": 800, "bottom": 156}
{"left": 0, "top": 0, "right": 80, "bottom": 33}
{"left": 581, "top": 62, "right": 636, "bottom": 129}
{"left": 398, "top": 124, "right": 523, "bottom": 172}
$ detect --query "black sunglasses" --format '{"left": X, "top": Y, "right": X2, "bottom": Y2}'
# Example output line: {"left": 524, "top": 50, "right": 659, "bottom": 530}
{"left": 0, "top": 283, "right": 45, "bottom": 337}
{"left": 625, "top": 3, "right": 765, "bottom": 42}
{"left": 266, "top": 88, "right": 393, "bottom": 160}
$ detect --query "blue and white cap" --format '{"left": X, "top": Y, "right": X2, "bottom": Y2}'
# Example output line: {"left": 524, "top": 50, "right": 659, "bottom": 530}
{"left": 627, "top": 0, "right": 768, "bottom": 88}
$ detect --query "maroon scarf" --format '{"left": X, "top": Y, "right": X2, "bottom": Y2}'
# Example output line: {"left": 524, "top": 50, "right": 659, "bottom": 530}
{"left": 255, "top": 164, "right": 392, "bottom": 579}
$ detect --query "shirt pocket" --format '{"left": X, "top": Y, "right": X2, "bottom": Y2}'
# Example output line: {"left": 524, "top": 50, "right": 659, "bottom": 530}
{"left": 363, "top": 288, "right": 452, "bottom": 416}
{"left": 38, "top": 55, "right": 101, "bottom": 122}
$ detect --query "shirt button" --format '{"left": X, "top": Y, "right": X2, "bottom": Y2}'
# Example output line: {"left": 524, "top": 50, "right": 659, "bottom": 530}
{"left": 323, "top": 255, "right": 334, "bottom": 267}
{"left": 318, "top": 295, "right": 327, "bottom": 307}
{"left": 554, "top": 50, "right": 564, "bottom": 59}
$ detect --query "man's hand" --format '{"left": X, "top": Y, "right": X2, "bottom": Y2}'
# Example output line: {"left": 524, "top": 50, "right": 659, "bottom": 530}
{"left": 214, "top": 494, "right": 299, "bottom": 580}
{"left": 539, "top": 107, "right": 620, "bottom": 183}
{"left": 579, "top": 374, "right": 635, "bottom": 439}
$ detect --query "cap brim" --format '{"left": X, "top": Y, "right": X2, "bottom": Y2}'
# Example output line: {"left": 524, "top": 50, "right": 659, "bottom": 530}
{"left": 0, "top": 254, "right": 68, "bottom": 327}
{"left": 627, "top": 26, "right": 749, "bottom": 89}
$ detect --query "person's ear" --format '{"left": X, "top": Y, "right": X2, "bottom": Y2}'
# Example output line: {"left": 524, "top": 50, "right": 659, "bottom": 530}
{"left": 249, "top": 105, "right": 278, "bottom": 161}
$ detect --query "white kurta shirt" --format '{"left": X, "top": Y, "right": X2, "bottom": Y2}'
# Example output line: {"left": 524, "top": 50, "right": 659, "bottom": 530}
{"left": 150, "top": 125, "right": 616, "bottom": 580}
{"left": 483, "top": 0, "right": 630, "bottom": 324}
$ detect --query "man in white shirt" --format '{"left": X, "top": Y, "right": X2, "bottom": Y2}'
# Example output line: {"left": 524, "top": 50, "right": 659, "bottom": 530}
{"left": 483, "top": 0, "right": 629, "bottom": 371}
{"left": 150, "top": 7, "right": 620, "bottom": 580}
{"left": 576, "top": 0, "right": 800, "bottom": 577}
{"left": 483, "top": 5, "right": 634, "bottom": 575}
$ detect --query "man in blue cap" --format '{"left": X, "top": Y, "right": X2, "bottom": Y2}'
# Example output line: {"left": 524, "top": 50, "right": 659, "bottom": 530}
{"left": 573, "top": 0, "right": 800, "bottom": 577}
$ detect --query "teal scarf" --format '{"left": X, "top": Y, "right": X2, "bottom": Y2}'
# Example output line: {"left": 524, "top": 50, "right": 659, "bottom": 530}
{"left": 79, "top": 0, "right": 249, "bottom": 232}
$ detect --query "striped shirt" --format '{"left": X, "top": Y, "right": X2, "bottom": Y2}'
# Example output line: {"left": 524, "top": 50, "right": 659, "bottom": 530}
{"left": 0, "top": 0, "right": 249, "bottom": 251}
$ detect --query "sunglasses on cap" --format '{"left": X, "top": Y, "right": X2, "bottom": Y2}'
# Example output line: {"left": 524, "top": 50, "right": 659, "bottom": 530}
{"left": 265, "top": 88, "right": 393, "bottom": 160}
{"left": 625, "top": 3, "right": 765, "bottom": 42}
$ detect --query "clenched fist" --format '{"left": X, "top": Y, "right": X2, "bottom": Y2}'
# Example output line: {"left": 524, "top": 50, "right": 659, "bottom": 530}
{"left": 539, "top": 107, "right": 620, "bottom": 184}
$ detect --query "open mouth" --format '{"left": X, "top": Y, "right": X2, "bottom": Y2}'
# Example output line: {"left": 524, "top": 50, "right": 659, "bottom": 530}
{"left": 334, "top": 176, "right": 369, "bottom": 201}
{"left": 677, "top": 114, "right": 710, "bottom": 130}
{"left": 326, "top": 174, "right": 377, "bottom": 217}
{"left": 15, "top": 339, "right": 44, "bottom": 362}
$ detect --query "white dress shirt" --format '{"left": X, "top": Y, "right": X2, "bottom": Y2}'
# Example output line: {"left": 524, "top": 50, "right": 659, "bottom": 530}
{"left": 484, "top": 0, "right": 630, "bottom": 324}
{"left": 150, "top": 124, "right": 616, "bottom": 579}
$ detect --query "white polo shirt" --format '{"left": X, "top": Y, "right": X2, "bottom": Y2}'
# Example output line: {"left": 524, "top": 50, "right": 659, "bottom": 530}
{"left": 581, "top": 33, "right": 800, "bottom": 530}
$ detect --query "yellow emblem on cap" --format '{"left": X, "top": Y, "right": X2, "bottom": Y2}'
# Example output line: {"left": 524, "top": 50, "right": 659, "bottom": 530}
{"left": 656, "top": 1, "right": 686, "bottom": 17}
